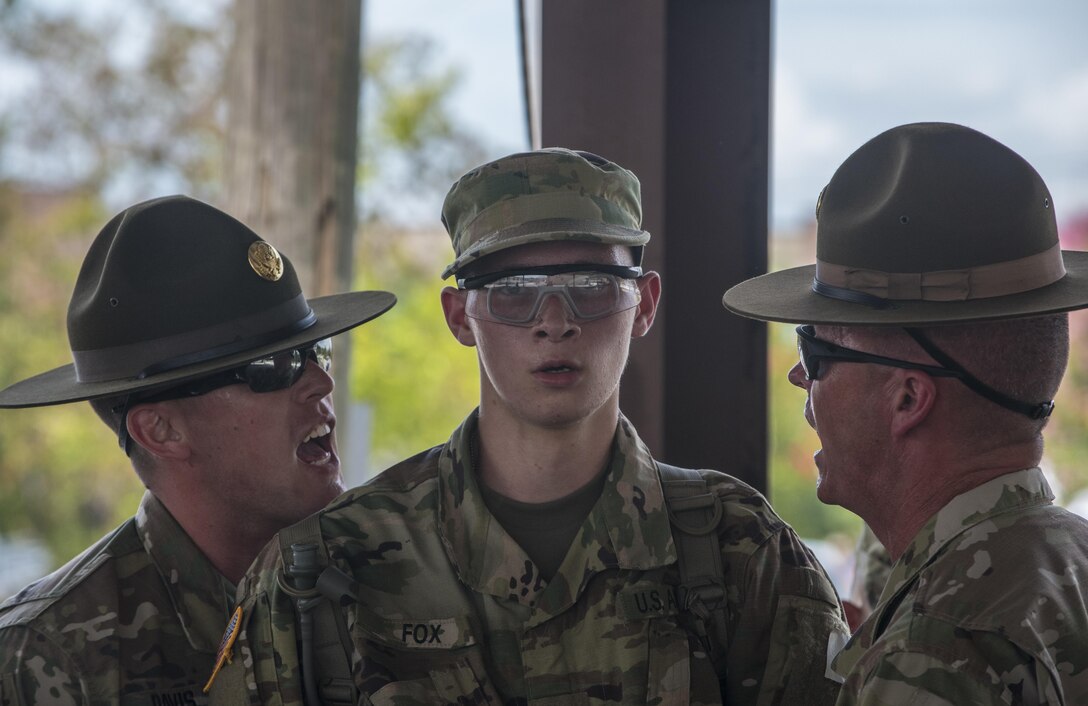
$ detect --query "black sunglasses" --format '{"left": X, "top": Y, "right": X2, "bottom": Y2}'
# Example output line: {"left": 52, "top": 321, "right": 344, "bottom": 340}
{"left": 796, "top": 325, "right": 1053, "bottom": 420}
{"left": 115, "top": 339, "right": 332, "bottom": 454}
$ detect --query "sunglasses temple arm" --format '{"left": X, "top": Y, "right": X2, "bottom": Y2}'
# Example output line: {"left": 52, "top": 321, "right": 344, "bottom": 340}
{"left": 116, "top": 394, "right": 135, "bottom": 456}
{"left": 903, "top": 328, "right": 1054, "bottom": 420}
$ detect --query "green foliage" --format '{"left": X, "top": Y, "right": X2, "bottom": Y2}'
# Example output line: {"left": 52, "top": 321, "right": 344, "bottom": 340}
{"left": 1040, "top": 309, "right": 1088, "bottom": 501}
{"left": 0, "top": 1, "right": 226, "bottom": 196}
{"left": 358, "top": 36, "right": 490, "bottom": 225}
{"left": 0, "top": 186, "right": 144, "bottom": 562}
{"left": 349, "top": 226, "right": 478, "bottom": 473}
{"left": 346, "top": 35, "right": 493, "bottom": 475}
{"left": 0, "top": 2, "right": 227, "bottom": 570}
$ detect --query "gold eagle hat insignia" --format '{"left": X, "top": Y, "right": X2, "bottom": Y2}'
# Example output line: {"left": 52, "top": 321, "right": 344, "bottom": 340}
{"left": 248, "top": 241, "right": 284, "bottom": 282}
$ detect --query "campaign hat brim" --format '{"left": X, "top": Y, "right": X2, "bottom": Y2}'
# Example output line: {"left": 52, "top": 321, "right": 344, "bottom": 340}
{"left": 0, "top": 290, "right": 395, "bottom": 408}
{"left": 722, "top": 250, "right": 1088, "bottom": 326}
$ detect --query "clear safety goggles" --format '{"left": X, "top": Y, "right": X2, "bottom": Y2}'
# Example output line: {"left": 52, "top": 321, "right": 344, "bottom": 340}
{"left": 457, "top": 264, "right": 643, "bottom": 326}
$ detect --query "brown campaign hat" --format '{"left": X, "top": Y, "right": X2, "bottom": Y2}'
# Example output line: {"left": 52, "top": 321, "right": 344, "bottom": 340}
{"left": 723, "top": 122, "right": 1088, "bottom": 326}
{"left": 0, "top": 195, "right": 396, "bottom": 407}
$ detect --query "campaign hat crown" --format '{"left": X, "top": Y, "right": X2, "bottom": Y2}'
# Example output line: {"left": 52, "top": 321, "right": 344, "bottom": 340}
{"left": 0, "top": 195, "right": 396, "bottom": 407}
{"left": 723, "top": 122, "right": 1088, "bottom": 325}
{"left": 440, "top": 147, "right": 650, "bottom": 279}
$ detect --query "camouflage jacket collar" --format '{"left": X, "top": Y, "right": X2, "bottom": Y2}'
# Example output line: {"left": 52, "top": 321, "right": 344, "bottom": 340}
{"left": 438, "top": 411, "right": 677, "bottom": 624}
{"left": 135, "top": 492, "right": 237, "bottom": 652}
{"left": 834, "top": 467, "right": 1054, "bottom": 675}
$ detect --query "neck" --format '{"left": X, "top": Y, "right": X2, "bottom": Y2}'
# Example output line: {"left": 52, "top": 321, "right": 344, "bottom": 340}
{"left": 154, "top": 484, "right": 275, "bottom": 585}
{"left": 475, "top": 404, "right": 619, "bottom": 503}
{"left": 865, "top": 438, "right": 1041, "bottom": 560}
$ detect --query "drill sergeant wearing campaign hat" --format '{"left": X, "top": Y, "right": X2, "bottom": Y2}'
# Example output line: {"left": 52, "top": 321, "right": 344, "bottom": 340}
{"left": 206, "top": 148, "right": 849, "bottom": 706}
{"left": 0, "top": 196, "right": 395, "bottom": 705}
{"left": 724, "top": 122, "right": 1088, "bottom": 704}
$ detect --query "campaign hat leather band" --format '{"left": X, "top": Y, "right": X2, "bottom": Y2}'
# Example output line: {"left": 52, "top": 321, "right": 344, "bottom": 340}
{"left": 814, "top": 242, "right": 1066, "bottom": 304}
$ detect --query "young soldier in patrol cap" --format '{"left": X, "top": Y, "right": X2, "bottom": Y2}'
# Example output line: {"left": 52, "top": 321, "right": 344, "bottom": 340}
{"left": 0, "top": 196, "right": 395, "bottom": 704}
{"left": 209, "top": 148, "right": 849, "bottom": 705}
{"left": 723, "top": 122, "right": 1088, "bottom": 703}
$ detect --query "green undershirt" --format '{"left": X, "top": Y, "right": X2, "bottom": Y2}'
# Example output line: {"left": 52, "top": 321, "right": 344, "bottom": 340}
{"left": 479, "top": 466, "right": 609, "bottom": 581}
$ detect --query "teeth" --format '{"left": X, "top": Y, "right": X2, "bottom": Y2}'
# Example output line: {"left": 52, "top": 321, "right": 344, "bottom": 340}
{"left": 304, "top": 423, "right": 331, "bottom": 443}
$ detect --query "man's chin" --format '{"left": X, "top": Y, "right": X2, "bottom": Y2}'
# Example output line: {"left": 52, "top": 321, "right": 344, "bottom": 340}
{"left": 813, "top": 453, "right": 836, "bottom": 506}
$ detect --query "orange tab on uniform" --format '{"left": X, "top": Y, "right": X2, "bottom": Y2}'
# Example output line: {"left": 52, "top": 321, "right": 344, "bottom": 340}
{"left": 202, "top": 605, "right": 243, "bottom": 694}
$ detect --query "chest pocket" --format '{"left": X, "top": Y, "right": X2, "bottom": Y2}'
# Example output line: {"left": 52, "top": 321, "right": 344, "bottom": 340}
{"left": 353, "top": 607, "right": 502, "bottom": 705}
{"left": 501, "top": 580, "right": 702, "bottom": 705}
{"left": 616, "top": 581, "right": 723, "bottom": 706}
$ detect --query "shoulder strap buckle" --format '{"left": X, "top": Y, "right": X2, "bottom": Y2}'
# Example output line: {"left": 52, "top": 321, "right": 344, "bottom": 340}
{"left": 657, "top": 462, "right": 729, "bottom": 657}
{"left": 278, "top": 516, "right": 358, "bottom": 706}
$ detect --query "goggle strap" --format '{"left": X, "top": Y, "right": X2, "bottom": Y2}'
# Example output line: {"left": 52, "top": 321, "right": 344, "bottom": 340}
{"left": 458, "top": 264, "right": 642, "bottom": 290}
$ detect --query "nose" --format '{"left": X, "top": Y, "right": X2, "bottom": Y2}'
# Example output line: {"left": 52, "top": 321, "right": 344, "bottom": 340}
{"left": 296, "top": 357, "right": 336, "bottom": 400}
{"left": 788, "top": 360, "right": 810, "bottom": 389}
{"left": 532, "top": 292, "right": 579, "bottom": 340}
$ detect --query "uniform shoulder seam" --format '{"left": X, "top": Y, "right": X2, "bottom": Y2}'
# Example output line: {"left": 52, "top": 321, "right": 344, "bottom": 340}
{"left": 326, "top": 445, "right": 444, "bottom": 512}
{"left": 0, "top": 520, "right": 139, "bottom": 628}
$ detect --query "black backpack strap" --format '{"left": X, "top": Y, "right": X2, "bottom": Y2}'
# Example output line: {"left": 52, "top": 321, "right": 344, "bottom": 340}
{"left": 278, "top": 514, "right": 357, "bottom": 706}
{"left": 657, "top": 462, "right": 728, "bottom": 656}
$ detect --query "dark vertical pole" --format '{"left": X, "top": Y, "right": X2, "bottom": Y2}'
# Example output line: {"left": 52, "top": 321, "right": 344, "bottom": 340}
{"left": 662, "top": 2, "right": 770, "bottom": 488}
{"left": 540, "top": 1, "right": 668, "bottom": 453}
{"left": 540, "top": 0, "right": 769, "bottom": 492}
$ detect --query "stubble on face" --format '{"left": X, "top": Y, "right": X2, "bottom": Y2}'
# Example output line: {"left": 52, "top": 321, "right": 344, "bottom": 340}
{"left": 175, "top": 373, "right": 344, "bottom": 531}
{"left": 806, "top": 327, "right": 893, "bottom": 513}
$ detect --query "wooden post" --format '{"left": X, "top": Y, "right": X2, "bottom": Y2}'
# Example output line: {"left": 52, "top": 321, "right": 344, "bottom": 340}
{"left": 222, "top": 0, "right": 364, "bottom": 472}
{"left": 540, "top": 0, "right": 770, "bottom": 491}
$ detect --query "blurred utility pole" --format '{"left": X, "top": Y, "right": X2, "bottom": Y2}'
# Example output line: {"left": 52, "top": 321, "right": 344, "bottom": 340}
{"left": 222, "top": 0, "right": 364, "bottom": 474}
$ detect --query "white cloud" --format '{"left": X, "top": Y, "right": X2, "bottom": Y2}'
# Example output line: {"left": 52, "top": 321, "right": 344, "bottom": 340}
{"left": 771, "top": 0, "right": 1088, "bottom": 227}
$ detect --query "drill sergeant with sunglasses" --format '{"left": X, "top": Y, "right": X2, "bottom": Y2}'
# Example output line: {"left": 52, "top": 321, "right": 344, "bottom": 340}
{"left": 0, "top": 196, "right": 395, "bottom": 705}
{"left": 207, "top": 148, "right": 848, "bottom": 706}
{"left": 724, "top": 123, "right": 1088, "bottom": 704}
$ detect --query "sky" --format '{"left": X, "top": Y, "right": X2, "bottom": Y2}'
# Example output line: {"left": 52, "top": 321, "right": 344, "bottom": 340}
{"left": 3, "top": 0, "right": 1086, "bottom": 230}
{"left": 368, "top": 0, "right": 1088, "bottom": 232}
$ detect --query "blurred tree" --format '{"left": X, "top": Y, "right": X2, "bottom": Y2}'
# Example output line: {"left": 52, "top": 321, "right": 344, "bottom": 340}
{"left": 350, "top": 35, "right": 489, "bottom": 475}
{"left": 0, "top": 186, "right": 143, "bottom": 562}
{"left": 358, "top": 35, "right": 490, "bottom": 225}
{"left": 0, "top": 1, "right": 230, "bottom": 566}
{"left": 0, "top": 0, "right": 228, "bottom": 199}
{"left": 350, "top": 222, "right": 479, "bottom": 474}
{"left": 223, "top": 0, "right": 360, "bottom": 299}
{"left": 222, "top": 0, "right": 364, "bottom": 459}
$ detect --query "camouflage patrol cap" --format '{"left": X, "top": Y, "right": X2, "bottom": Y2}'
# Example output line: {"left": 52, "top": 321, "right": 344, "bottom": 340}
{"left": 440, "top": 148, "right": 651, "bottom": 279}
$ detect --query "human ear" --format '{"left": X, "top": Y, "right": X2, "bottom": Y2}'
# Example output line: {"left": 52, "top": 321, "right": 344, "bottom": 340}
{"left": 440, "top": 286, "right": 477, "bottom": 347}
{"left": 126, "top": 403, "right": 190, "bottom": 461}
{"left": 890, "top": 371, "right": 937, "bottom": 438}
{"left": 631, "top": 271, "right": 661, "bottom": 338}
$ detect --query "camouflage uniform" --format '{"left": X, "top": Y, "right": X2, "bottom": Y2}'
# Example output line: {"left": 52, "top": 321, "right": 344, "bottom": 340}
{"left": 213, "top": 413, "right": 847, "bottom": 705}
{"left": 0, "top": 492, "right": 234, "bottom": 705}
{"left": 847, "top": 524, "right": 892, "bottom": 619}
{"left": 832, "top": 468, "right": 1088, "bottom": 705}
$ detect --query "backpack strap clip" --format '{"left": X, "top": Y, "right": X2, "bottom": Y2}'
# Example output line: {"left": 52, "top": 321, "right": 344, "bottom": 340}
{"left": 657, "top": 462, "right": 728, "bottom": 656}
{"left": 278, "top": 515, "right": 358, "bottom": 706}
